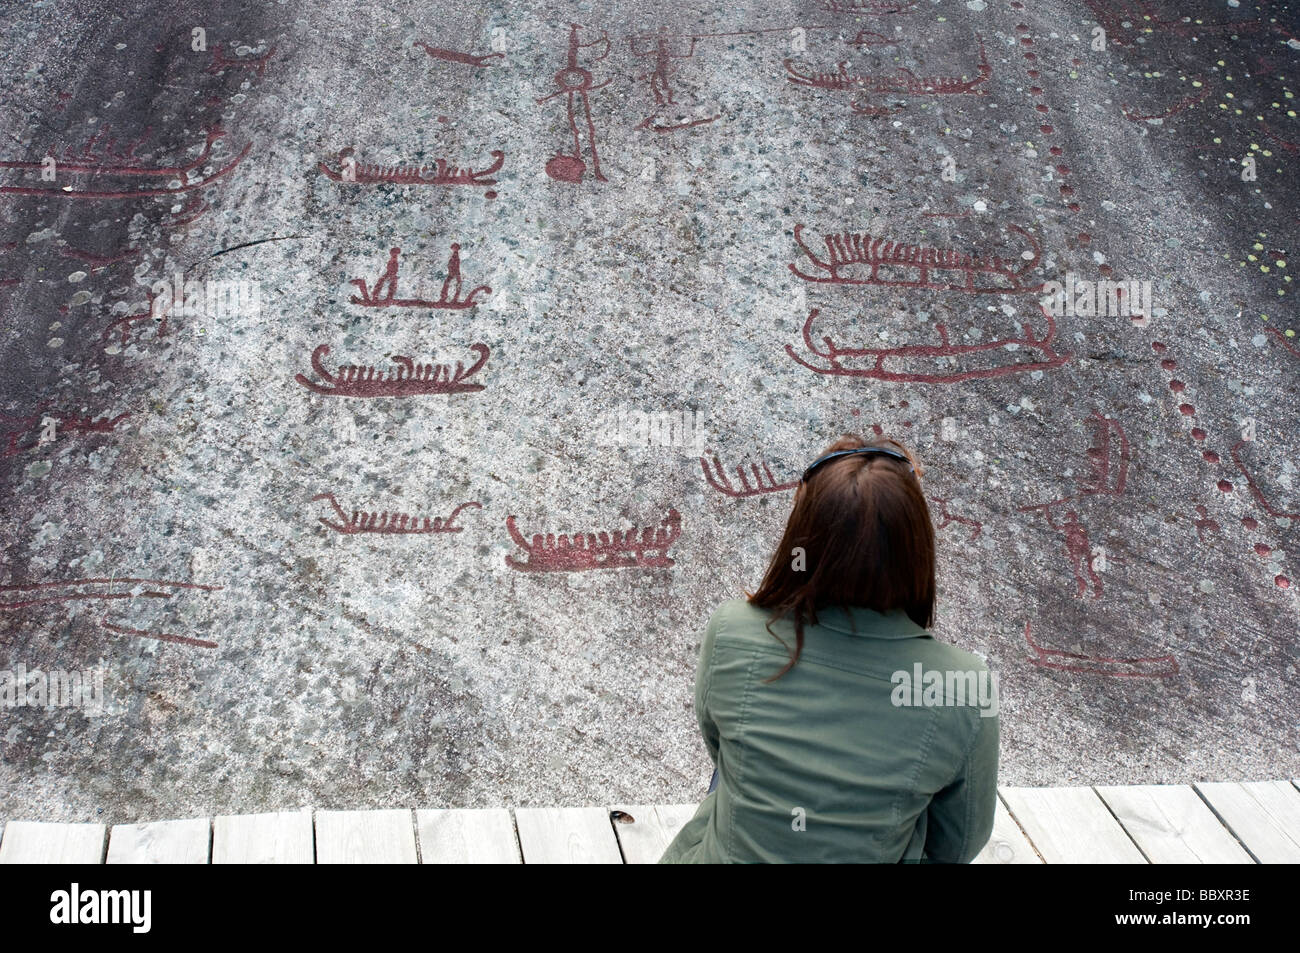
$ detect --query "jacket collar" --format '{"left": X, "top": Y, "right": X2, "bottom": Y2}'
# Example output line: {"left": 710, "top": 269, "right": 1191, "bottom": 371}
{"left": 813, "top": 605, "right": 929, "bottom": 639}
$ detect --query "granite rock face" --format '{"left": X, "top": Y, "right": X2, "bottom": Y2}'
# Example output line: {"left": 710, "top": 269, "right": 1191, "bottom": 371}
{"left": 0, "top": 0, "right": 1297, "bottom": 823}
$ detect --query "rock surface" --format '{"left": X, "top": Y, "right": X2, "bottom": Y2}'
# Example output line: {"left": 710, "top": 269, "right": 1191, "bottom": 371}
{"left": 0, "top": 0, "right": 1296, "bottom": 823}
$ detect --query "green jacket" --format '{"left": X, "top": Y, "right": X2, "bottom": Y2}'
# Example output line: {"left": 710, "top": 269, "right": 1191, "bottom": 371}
{"left": 659, "top": 599, "right": 999, "bottom": 863}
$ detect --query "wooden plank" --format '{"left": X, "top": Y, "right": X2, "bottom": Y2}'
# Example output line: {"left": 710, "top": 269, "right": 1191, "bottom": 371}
{"left": 415, "top": 809, "right": 521, "bottom": 864}
{"left": 972, "top": 797, "right": 1042, "bottom": 864}
{"left": 609, "top": 804, "right": 697, "bottom": 865}
{"left": 0, "top": 821, "right": 106, "bottom": 863}
{"left": 514, "top": 807, "right": 623, "bottom": 864}
{"left": 213, "top": 810, "right": 315, "bottom": 864}
{"left": 315, "top": 810, "right": 417, "bottom": 864}
{"left": 1196, "top": 781, "right": 1300, "bottom": 863}
{"left": 654, "top": 803, "right": 699, "bottom": 847}
{"left": 1095, "top": 785, "right": 1252, "bottom": 864}
{"left": 1000, "top": 786, "right": 1146, "bottom": 863}
{"left": 106, "top": 818, "right": 210, "bottom": 864}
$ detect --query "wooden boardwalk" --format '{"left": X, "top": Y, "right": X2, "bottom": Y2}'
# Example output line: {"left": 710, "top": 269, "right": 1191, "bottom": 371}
{"left": 2, "top": 781, "right": 1298, "bottom": 863}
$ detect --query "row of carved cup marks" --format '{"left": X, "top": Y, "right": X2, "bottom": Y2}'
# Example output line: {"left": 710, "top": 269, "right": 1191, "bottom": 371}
{"left": 1044, "top": 2, "right": 1298, "bottom": 593}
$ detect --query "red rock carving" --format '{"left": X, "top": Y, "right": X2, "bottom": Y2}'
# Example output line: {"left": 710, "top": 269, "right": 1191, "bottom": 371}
{"left": 102, "top": 290, "right": 170, "bottom": 346}
{"left": 1231, "top": 440, "right": 1300, "bottom": 520}
{"left": 505, "top": 510, "right": 682, "bottom": 572}
{"left": 786, "top": 304, "right": 1071, "bottom": 384}
{"left": 349, "top": 246, "right": 489, "bottom": 310}
{"left": 1024, "top": 622, "right": 1178, "bottom": 677}
{"left": 0, "top": 577, "right": 223, "bottom": 650}
{"left": 931, "top": 497, "right": 982, "bottom": 540}
{"left": 536, "top": 23, "right": 611, "bottom": 183}
{"left": 207, "top": 45, "right": 277, "bottom": 78}
{"left": 0, "top": 125, "right": 251, "bottom": 199}
{"left": 700, "top": 455, "right": 798, "bottom": 498}
{"left": 1120, "top": 82, "right": 1211, "bottom": 122}
{"left": 312, "top": 493, "right": 481, "bottom": 535}
{"left": 318, "top": 148, "right": 503, "bottom": 195}
{"left": 60, "top": 246, "right": 141, "bottom": 272}
{"left": 1019, "top": 413, "right": 1130, "bottom": 599}
{"left": 1, "top": 409, "right": 131, "bottom": 458}
{"left": 789, "top": 221, "right": 1042, "bottom": 294}
{"left": 294, "top": 343, "right": 490, "bottom": 397}
{"left": 1192, "top": 504, "right": 1220, "bottom": 541}
{"left": 785, "top": 34, "right": 991, "bottom": 113}
{"left": 1266, "top": 327, "right": 1299, "bottom": 359}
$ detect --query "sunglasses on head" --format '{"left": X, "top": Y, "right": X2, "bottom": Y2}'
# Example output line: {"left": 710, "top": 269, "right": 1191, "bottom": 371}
{"left": 800, "top": 447, "right": 916, "bottom": 484}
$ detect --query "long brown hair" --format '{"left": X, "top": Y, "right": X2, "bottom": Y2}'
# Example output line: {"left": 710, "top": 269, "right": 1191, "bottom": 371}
{"left": 749, "top": 434, "right": 936, "bottom": 679}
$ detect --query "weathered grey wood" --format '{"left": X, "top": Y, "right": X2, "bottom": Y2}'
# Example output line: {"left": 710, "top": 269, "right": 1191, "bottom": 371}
{"left": 654, "top": 803, "right": 699, "bottom": 847}
{"left": 609, "top": 803, "right": 696, "bottom": 864}
{"left": 0, "top": 821, "right": 106, "bottom": 863}
{"left": 212, "top": 809, "right": 315, "bottom": 864}
{"left": 514, "top": 807, "right": 623, "bottom": 864}
{"left": 315, "top": 810, "right": 418, "bottom": 864}
{"left": 972, "top": 797, "right": 1042, "bottom": 864}
{"left": 416, "top": 809, "right": 521, "bottom": 864}
{"left": 1196, "top": 781, "right": 1300, "bottom": 863}
{"left": 106, "top": 818, "right": 210, "bottom": 864}
{"left": 1000, "top": 786, "right": 1146, "bottom": 863}
{"left": 1096, "top": 784, "right": 1252, "bottom": 864}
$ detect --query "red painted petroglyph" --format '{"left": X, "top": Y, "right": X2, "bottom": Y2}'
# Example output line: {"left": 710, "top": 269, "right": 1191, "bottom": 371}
{"left": 1192, "top": 504, "right": 1220, "bottom": 541}
{"left": 60, "top": 246, "right": 141, "bottom": 271}
{"left": 1049, "top": 508, "right": 1104, "bottom": 598}
{"left": 630, "top": 28, "right": 716, "bottom": 131}
{"left": 537, "top": 23, "right": 611, "bottom": 182}
{"left": 1019, "top": 412, "right": 1130, "bottom": 508}
{"left": 102, "top": 289, "right": 170, "bottom": 346}
{"left": 1151, "top": 341, "right": 1293, "bottom": 589}
{"left": 1231, "top": 440, "right": 1300, "bottom": 520}
{"left": 1, "top": 409, "right": 130, "bottom": 457}
{"left": 160, "top": 196, "right": 211, "bottom": 228}
{"left": 1018, "top": 413, "right": 1129, "bottom": 598}
{"left": 789, "top": 222, "right": 1042, "bottom": 294}
{"left": 0, "top": 577, "right": 223, "bottom": 650}
{"left": 349, "top": 246, "right": 490, "bottom": 310}
{"left": 207, "top": 45, "right": 277, "bottom": 78}
{"left": 0, "top": 125, "right": 251, "bottom": 199}
{"left": 318, "top": 148, "right": 503, "bottom": 195}
{"left": 415, "top": 42, "right": 503, "bottom": 67}
{"left": 631, "top": 23, "right": 832, "bottom": 130}
{"left": 1120, "top": 82, "right": 1211, "bottom": 122}
{"left": 785, "top": 34, "right": 990, "bottom": 113}
{"left": 506, "top": 509, "right": 682, "bottom": 572}
{"left": 100, "top": 617, "right": 218, "bottom": 650}
{"left": 700, "top": 455, "right": 798, "bottom": 498}
{"left": 931, "top": 497, "right": 982, "bottom": 540}
{"left": 1266, "top": 328, "right": 1299, "bottom": 358}
{"left": 294, "top": 343, "right": 490, "bottom": 397}
{"left": 1024, "top": 622, "right": 1178, "bottom": 677}
{"left": 786, "top": 305, "right": 1071, "bottom": 383}
{"left": 312, "top": 492, "right": 481, "bottom": 535}
{"left": 1261, "top": 123, "right": 1299, "bottom": 153}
